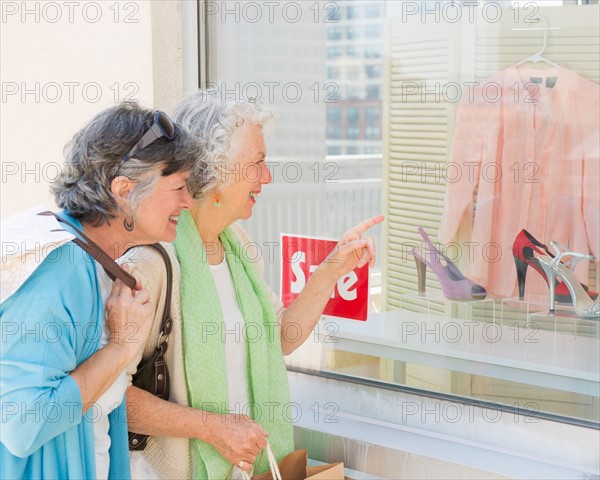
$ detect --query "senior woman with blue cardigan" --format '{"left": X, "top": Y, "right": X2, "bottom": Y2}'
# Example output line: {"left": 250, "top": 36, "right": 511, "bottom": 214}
{"left": 0, "top": 103, "right": 206, "bottom": 479}
{"left": 124, "top": 91, "right": 383, "bottom": 479}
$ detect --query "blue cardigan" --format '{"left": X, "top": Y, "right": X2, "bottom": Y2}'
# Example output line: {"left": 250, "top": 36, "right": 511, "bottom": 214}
{"left": 0, "top": 214, "right": 131, "bottom": 480}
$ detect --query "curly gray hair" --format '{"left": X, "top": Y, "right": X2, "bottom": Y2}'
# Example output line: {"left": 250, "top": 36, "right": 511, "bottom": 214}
{"left": 52, "top": 102, "right": 206, "bottom": 226}
{"left": 171, "top": 90, "right": 274, "bottom": 198}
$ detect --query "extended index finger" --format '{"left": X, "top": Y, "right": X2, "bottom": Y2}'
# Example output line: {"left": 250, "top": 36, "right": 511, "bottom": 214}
{"left": 346, "top": 215, "right": 385, "bottom": 238}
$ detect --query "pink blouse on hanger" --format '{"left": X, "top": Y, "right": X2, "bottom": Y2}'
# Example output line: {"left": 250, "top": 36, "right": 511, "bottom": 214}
{"left": 439, "top": 65, "right": 599, "bottom": 298}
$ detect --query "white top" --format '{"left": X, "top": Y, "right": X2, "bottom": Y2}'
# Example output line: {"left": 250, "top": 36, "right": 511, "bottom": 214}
{"left": 209, "top": 258, "right": 251, "bottom": 412}
{"left": 130, "top": 257, "right": 250, "bottom": 480}
{"left": 94, "top": 266, "right": 128, "bottom": 480}
{"left": 212, "top": 258, "right": 250, "bottom": 480}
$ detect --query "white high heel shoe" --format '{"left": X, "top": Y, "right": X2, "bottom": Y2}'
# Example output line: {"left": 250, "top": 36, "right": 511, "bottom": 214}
{"left": 538, "top": 244, "right": 599, "bottom": 319}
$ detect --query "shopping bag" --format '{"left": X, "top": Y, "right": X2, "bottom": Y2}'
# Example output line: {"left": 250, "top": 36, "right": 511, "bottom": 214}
{"left": 251, "top": 447, "right": 345, "bottom": 480}
{"left": 1, "top": 205, "right": 74, "bottom": 303}
{"left": 306, "top": 462, "right": 345, "bottom": 480}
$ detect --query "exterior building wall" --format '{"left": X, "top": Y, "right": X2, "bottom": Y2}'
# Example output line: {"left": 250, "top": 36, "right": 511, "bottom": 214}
{"left": 0, "top": 1, "right": 184, "bottom": 219}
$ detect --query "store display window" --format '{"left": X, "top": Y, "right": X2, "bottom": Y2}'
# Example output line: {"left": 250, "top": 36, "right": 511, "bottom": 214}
{"left": 205, "top": 0, "right": 599, "bottom": 426}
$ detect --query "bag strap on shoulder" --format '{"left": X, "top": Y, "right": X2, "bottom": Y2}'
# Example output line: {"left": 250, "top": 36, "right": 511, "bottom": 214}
{"left": 146, "top": 243, "right": 173, "bottom": 348}
{"left": 38, "top": 211, "right": 137, "bottom": 289}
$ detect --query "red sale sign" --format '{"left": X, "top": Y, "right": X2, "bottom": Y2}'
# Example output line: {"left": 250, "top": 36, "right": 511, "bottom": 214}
{"left": 280, "top": 234, "right": 369, "bottom": 321}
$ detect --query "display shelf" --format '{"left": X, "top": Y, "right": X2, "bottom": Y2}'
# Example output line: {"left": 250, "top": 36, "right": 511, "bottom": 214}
{"left": 315, "top": 309, "right": 600, "bottom": 397}
{"left": 528, "top": 310, "right": 600, "bottom": 337}
{"left": 398, "top": 292, "right": 496, "bottom": 322}
{"left": 500, "top": 296, "right": 550, "bottom": 325}
{"left": 501, "top": 296, "right": 599, "bottom": 336}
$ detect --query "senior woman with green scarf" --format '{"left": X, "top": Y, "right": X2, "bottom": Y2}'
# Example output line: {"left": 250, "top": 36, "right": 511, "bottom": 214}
{"left": 123, "top": 91, "right": 383, "bottom": 479}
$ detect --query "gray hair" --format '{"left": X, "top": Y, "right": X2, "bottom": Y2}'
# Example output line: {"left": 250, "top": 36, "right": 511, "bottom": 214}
{"left": 52, "top": 102, "right": 206, "bottom": 226}
{"left": 171, "top": 90, "right": 274, "bottom": 198}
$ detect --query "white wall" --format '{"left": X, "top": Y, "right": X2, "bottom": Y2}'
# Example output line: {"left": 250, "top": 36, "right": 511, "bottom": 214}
{"left": 0, "top": 0, "right": 185, "bottom": 219}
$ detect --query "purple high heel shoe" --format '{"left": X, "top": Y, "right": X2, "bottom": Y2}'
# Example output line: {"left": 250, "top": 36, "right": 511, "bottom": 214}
{"left": 412, "top": 227, "right": 487, "bottom": 300}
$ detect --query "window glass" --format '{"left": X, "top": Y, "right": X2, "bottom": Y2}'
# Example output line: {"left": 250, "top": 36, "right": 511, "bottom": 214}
{"left": 327, "top": 46, "right": 344, "bottom": 60}
{"left": 347, "top": 26, "right": 360, "bottom": 40}
{"left": 346, "top": 107, "right": 359, "bottom": 124}
{"left": 346, "top": 4, "right": 358, "bottom": 20}
{"left": 366, "top": 3, "right": 382, "bottom": 18}
{"left": 327, "top": 26, "right": 343, "bottom": 41}
{"left": 206, "top": 0, "right": 600, "bottom": 426}
{"left": 366, "top": 84, "right": 380, "bottom": 99}
{"left": 346, "top": 45, "right": 358, "bottom": 57}
{"left": 327, "top": 107, "right": 342, "bottom": 139}
{"left": 365, "top": 65, "right": 381, "bottom": 79}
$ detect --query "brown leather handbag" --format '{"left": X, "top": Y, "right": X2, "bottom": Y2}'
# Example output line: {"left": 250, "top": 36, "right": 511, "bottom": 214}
{"left": 128, "top": 243, "right": 173, "bottom": 450}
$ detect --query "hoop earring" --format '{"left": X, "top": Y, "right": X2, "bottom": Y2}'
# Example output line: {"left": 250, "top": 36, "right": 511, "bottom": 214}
{"left": 124, "top": 215, "right": 135, "bottom": 232}
{"left": 214, "top": 193, "right": 222, "bottom": 208}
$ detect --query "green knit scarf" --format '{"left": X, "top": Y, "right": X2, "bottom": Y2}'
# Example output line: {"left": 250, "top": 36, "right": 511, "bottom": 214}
{"left": 174, "top": 211, "right": 294, "bottom": 479}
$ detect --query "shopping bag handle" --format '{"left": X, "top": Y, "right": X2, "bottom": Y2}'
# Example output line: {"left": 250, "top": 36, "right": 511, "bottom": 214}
{"left": 37, "top": 211, "right": 137, "bottom": 289}
{"left": 239, "top": 441, "right": 282, "bottom": 480}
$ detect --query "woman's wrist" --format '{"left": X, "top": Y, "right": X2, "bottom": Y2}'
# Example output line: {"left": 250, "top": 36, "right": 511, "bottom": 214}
{"left": 103, "top": 341, "right": 139, "bottom": 367}
{"left": 190, "top": 407, "right": 219, "bottom": 444}
{"left": 312, "top": 261, "right": 341, "bottom": 288}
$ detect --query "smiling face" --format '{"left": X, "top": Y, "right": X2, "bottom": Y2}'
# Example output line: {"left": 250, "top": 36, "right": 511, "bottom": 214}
{"left": 132, "top": 170, "right": 194, "bottom": 243}
{"left": 219, "top": 121, "right": 271, "bottom": 223}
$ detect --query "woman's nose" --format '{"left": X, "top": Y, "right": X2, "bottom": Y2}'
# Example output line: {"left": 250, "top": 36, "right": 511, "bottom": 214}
{"left": 181, "top": 186, "right": 194, "bottom": 208}
{"left": 260, "top": 162, "right": 272, "bottom": 184}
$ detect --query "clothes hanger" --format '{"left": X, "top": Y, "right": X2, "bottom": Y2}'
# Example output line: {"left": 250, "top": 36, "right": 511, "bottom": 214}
{"left": 516, "top": 16, "right": 563, "bottom": 70}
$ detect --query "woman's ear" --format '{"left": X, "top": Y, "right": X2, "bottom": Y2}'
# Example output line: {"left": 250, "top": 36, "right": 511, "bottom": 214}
{"left": 111, "top": 175, "right": 136, "bottom": 208}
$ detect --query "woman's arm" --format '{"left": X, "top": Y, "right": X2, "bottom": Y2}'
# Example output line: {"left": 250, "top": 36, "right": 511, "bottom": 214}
{"left": 279, "top": 215, "right": 384, "bottom": 355}
{"left": 126, "top": 387, "right": 268, "bottom": 469}
{"left": 122, "top": 244, "right": 268, "bottom": 472}
{"left": 0, "top": 256, "right": 151, "bottom": 457}
{"left": 71, "top": 269, "right": 153, "bottom": 409}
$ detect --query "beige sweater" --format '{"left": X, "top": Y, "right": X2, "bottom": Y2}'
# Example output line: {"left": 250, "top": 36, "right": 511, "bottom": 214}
{"left": 122, "top": 223, "right": 284, "bottom": 480}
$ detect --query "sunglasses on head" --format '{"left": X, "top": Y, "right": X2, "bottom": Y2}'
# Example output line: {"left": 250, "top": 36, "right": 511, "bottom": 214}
{"left": 122, "top": 111, "right": 176, "bottom": 162}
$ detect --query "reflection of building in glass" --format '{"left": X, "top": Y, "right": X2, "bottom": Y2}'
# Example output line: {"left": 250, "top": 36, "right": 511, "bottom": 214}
{"left": 207, "top": 4, "right": 326, "bottom": 162}
{"left": 326, "top": 0, "right": 384, "bottom": 156}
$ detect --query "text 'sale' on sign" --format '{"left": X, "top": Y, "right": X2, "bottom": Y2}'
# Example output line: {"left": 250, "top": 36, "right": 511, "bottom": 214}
{"left": 280, "top": 234, "right": 369, "bottom": 321}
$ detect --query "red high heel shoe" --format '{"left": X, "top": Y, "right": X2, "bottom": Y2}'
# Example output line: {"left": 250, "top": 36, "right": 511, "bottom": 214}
{"left": 512, "top": 229, "right": 597, "bottom": 304}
